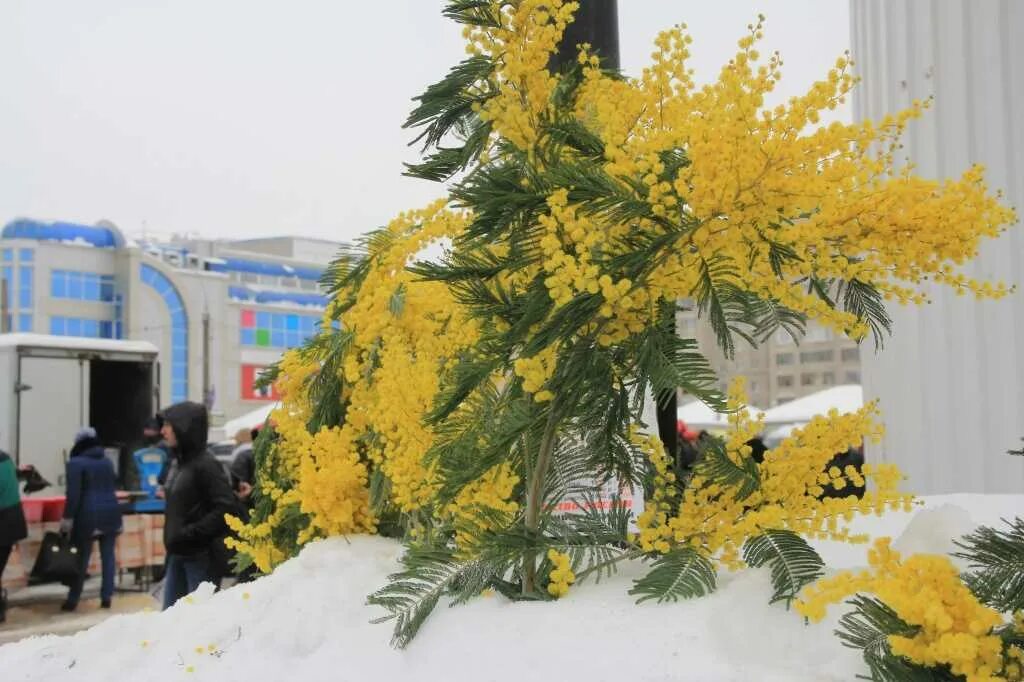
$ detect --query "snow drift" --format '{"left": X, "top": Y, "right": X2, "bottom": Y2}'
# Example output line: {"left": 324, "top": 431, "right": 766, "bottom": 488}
{"left": 1, "top": 494, "right": 1021, "bottom": 682}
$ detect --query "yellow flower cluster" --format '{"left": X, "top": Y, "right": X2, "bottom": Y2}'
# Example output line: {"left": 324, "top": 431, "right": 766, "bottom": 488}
{"left": 797, "top": 538, "right": 1009, "bottom": 682}
{"left": 546, "top": 548, "right": 576, "bottom": 598}
{"left": 631, "top": 426, "right": 676, "bottom": 554}
{"left": 468, "top": 0, "right": 579, "bottom": 149}
{"left": 636, "top": 379, "right": 913, "bottom": 570}
{"left": 443, "top": 462, "right": 520, "bottom": 554}
{"left": 523, "top": 15, "right": 1015, "bottom": 339}
{"left": 513, "top": 343, "right": 558, "bottom": 401}
{"left": 224, "top": 482, "right": 298, "bottom": 573}
{"left": 234, "top": 201, "right": 481, "bottom": 568}
{"left": 338, "top": 201, "right": 478, "bottom": 512}
{"left": 293, "top": 426, "right": 375, "bottom": 539}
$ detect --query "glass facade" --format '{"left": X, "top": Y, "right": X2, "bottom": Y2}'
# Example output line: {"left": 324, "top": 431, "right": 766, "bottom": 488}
{"left": 49, "top": 316, "right": 116, "bottom": 339}
{"left": 51, "top": 270, "right": 116, "bottom": 302}
{"left": 239, "top": 309, "right": 319, "bottom": 348}
{"left": 0, "top": 248, "right": 32, "bottom": 332}
{"left": 141, "top": 264, "right": 188, "bottom": 403}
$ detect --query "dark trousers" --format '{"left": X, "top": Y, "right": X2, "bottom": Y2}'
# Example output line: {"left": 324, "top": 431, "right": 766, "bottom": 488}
{"left": 67, "top": 533, "right": 116, "bottom": 605}
{"left": 162, "top": 552, "right": 212, "bottom": 610}
{"left": 0, "top": 544, "right": 11, "bottom": 592}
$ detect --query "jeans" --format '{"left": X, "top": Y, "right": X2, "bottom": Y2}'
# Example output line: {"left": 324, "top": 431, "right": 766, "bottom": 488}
{"left": 0, "top": 543, "right": 11, "bottom": 592}
{"left": 67, "top": 533, "right": 117, "bottom": 606}
{"left": 162, "top": 552, "right": 212, "bottom": 610}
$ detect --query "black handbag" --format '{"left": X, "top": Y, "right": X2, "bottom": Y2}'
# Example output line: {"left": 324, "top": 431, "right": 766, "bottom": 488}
{"left": 30, "top": 532, "right": 82, "bottom": 586}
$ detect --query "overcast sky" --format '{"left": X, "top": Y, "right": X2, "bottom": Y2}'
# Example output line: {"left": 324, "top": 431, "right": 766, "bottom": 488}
{"left": 0, "top": 1, "right": 849, "bottom": 243}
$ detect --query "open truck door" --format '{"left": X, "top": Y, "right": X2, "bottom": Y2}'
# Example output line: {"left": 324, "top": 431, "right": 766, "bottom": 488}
{"left": 0, "top": 334, "right": 159, "bottom": 491}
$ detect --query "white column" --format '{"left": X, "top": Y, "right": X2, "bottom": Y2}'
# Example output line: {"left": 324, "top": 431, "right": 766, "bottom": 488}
{"left": 851, "top": 0, "right": 1024, "bottom": 493}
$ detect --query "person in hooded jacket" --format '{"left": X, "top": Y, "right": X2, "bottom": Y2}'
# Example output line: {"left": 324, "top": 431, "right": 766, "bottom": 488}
{"left": 160, "top": 401, "right": 237, "bottom": 609}
{"left": 60, "top": 427, "right": 123, "bottom": 611}
{"left": 0, "top": 448, "right": 28, "bottom": 623}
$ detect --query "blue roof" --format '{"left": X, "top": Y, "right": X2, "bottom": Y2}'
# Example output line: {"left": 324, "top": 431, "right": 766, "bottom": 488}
{"left": 2, "top": 219, "right": 125, "bottom": 248}
{"left": 228, "top": 285, "right": 327, "bottom": 308}
{"left": 206, "top": 257, "right": 323, "bottom": 282}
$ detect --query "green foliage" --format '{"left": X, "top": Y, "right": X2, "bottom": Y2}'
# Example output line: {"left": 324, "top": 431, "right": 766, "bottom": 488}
{"left": 741, "top": 530, "right": 824, "bottom": 606}
{"left": 953, "top": 517, "right": 1024, "bottom": 613}
{"left": 629, "top": 547, "right": 717, "bottom": 604}
{"left": 692, "top": 435, "right": 761, "bottom": 502}
{"left": 368, "top": 547, "right": 509, "bottom": 649}
{"left": 835, "top": 596, "right": 954, "bottom": 681}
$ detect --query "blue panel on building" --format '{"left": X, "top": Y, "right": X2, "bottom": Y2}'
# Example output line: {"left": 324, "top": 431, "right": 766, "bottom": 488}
{"left": 2, "top": 219, "right": 124, "bottom": 248}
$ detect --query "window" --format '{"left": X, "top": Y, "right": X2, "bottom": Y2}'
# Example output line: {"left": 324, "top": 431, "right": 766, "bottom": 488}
{"left": 841, "top": 347, "right": 860, "bottom": 362}
{"left": 51, "top": 270, "right": 116, "bottom": 302}
{"left": 822, "top": 372, "right": 835, "bottom": 386}
{"left": 2, "top": 249, "right": 11, "bottom": 262}
{"left": 239, "top": 309, "right": 320, "bottom": 349}
{"left": 776, "top": 353, "right": 794, "bottom": 366}
{"left": 776, "top": 396, "right": 794, "bottom": 405}
{"left": 777, "top": 375, "right": 794, "bottom": 387}
{"left": 18, "top": 314, "right": 31, "bottom": 332}
{"left": 19, "top": 249, "right": 33, "bottom": 262}
{"left": 19, "top": 266, "right": 32, "bottom": 308}
{"left": 49, "top": 316, "right": 115, "bottom": 338}
{"left": 845, "top": 370, "right": 861, "bottom": 384}
{"left": 800, "top": 349, "right": 834, "bottom": 363}
{"left": 801, "top": 373, "right": 816, "bottom": 386}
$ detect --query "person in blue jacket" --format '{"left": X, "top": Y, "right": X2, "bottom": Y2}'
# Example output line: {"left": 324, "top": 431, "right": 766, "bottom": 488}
{"left": 60, "top": 427, "right": 122, "bottom": 612}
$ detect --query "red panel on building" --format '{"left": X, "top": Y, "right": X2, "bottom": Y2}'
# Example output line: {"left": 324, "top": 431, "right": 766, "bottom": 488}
{"left": 241, "top": 364, "right": 279, "bottom": 401}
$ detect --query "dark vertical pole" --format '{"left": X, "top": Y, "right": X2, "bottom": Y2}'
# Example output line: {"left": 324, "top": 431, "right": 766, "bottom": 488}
{"left": 550, "top": 0, "right": 619, "bottom": 71}
{"left": 202, "top": 312, "right": 211, "bottom": 409}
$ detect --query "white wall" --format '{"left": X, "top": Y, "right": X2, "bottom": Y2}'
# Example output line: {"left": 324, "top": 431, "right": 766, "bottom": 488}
{"left": 851, "top": 0, "right": 1024, "bottom": 493}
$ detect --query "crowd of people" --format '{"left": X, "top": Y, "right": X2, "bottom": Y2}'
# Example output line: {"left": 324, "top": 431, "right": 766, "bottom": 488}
{"left": 0, "top": 401, "right": 259, "bottom": 620}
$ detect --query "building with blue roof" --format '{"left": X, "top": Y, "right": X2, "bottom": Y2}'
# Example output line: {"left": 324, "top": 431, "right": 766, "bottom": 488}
{"left": 0, "top": 218, "right": 339, "bottom": 423}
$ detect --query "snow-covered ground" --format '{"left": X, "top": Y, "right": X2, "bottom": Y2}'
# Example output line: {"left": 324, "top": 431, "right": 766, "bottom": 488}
{"left": 1, "top": 494, "right": 1021, "bottom": 682}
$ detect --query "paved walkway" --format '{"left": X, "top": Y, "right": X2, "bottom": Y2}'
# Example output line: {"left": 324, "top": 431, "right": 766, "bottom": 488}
{"left": 0, "top": 578, "right": 159, "bottom": 646}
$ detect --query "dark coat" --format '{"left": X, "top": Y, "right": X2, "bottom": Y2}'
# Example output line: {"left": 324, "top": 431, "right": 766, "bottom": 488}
{"left": 63, "top": 438, "right": 123, "bottom": 540}
{"left": 162, "top": 402, "right": 237, "bottom": 557}
{"left": 229, "top": 445, "right": 255, "bottom": 489}
{"left": 0, "top": 450, "right": 28, "bottom": 546}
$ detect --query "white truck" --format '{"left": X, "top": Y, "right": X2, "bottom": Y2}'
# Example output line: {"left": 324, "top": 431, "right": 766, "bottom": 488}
{"left": 0, "top": 334, "right": 159, "bottom": 491}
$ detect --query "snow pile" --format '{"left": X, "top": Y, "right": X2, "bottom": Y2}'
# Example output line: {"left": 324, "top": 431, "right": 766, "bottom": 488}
{"left": 2, "top": 495, "right": 1021, "bottom": 682}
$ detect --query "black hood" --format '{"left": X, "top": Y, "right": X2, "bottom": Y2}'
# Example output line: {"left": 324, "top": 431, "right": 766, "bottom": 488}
{"left": 70, "top": 437, "right": 103, "bottom": 458}
{"left": 161, "top": 401, "right": 209, "bottom": 460}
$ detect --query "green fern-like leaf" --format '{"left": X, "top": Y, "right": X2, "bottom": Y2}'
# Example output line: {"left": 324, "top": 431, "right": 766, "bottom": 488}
{"left": 693, "top": 436, "right": 761, "bottom": 501}
{"left": 741, "top": 529, "right": 824, "bottom": 606}
{"left": 952, "top": 517, "right": 1024, "bottom": 612}
{"left": 835, "top": 596, "right": 949, "bottom": 681}
{"left": 629, "top": 547, "right": 717, "bottom": 604}
{"left": 369, "top": 548, "right": 500, "bottom": 649}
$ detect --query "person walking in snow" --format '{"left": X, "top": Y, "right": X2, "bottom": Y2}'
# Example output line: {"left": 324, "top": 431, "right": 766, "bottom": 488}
{"left": 61, "top": 427, "right": 123, "bottom": 612}
{"left": 0, "top": 448, "right": 28, "bottom": 623}
{"left": 160, "top": 402, "right": 237, "bottom": 609}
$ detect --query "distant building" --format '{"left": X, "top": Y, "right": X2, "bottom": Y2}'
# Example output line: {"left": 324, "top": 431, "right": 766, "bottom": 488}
{"left": 677, "top": 304, "right": 862, "bottom": 409}
{"left": 0, "top": 218, "right": 338, "bottom": 424}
